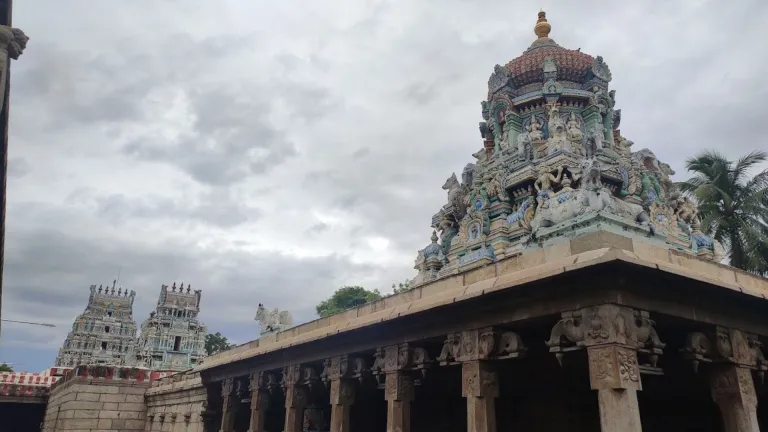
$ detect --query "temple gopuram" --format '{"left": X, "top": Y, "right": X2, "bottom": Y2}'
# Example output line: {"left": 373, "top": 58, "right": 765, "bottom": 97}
{"left": 40, "top": 11, "right": 768, "bottom": 432}
{"left": 54, "top": 283, "right": 138, "bottom": 367}
{"left": 132, "top": 283, "right": 208, "bottom": 371}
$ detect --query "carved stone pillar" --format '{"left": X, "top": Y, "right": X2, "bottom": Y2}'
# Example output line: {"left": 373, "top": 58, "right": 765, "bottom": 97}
{"left": 710, "top": 365, "right": 760, "bottom": 432}
{"left": 218, "top": 378, "right": 238, "bottom": 432}
{"left": 385, "top": 371, "right": 414, "bottom": 432}
{"left": 548, "top": 305, "right": 665, "bottom": 432}
{"left": 588, "top": 345, "right": 642, "bottom": 432}
{"left": 462, "top": 361, "right": 498, "bottom": 432}
{"left": 247, "top": 372, "right": 271, "bottom": 432}
{"left": 438, "top": 328, "right": 525, "bottom": 432}
{"left": 329, "top": 379, "right": 355, "bottom": 432}
{"left": 682, "top": 327, "right": 765, "bottom": 432}
{"left": 282, "top": 365, "right": 308, "bottom": 432}
{"left": 321, "top": 355, "right": 358, "bottom": 432}
{"left": 372, "top": 344, "right": 429, "bottom": 432}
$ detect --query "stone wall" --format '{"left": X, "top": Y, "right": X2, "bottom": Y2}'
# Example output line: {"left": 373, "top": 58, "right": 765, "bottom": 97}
{"left": 145, "top": 371, "right": 209, "bottom": 432}
{"left": 42, "top": 365, "right": 170, "bottom": 432}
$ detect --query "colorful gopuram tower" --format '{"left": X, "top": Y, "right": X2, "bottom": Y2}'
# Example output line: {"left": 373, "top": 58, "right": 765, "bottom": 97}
{"left": 54, "top": 282, "right": 138, "bottom": 367}
{"left": 132, "top": 282, "right": 207, "bottom": 371}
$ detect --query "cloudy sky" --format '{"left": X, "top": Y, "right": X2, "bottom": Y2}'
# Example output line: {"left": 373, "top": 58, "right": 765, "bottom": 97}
{"left": 1, "top": 0, "right": 766, "bottom": 372}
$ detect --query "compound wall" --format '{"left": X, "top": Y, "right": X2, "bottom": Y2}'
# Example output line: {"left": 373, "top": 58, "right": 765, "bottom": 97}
{"left": 41, "top": 366, "right": 171, "bottom": 432}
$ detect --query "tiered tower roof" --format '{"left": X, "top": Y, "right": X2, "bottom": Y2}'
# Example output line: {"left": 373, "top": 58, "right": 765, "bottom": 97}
{"left": 132, "top": 283, "right": 207, "bottom": 371}
{"left": 55, "top": 282, "right": 137, "bottom": 367}
{"left": 411, "top": 11, "right": 721, "bottom": 287}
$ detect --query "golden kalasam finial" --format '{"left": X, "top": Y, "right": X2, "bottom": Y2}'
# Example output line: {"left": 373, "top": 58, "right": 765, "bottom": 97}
{"left": 534, "top": 10, "right": 551, "bottom": 39}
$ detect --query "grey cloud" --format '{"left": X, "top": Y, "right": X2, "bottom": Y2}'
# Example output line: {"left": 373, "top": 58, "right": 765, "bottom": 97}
{"left": 11, "top": 33, "right": 255, "bottom": 137}
{"left": 403, "top": 82, "right": 439, "bottom": 105}
{"left": 306, "top": 222, "right": 330, "bottom": 235}
{"left": 92, "top": 192, "right": 263, "bottom": 229}
{"left": 7, "top": 158, "right": 31, "bottom": 179}
{"left": 3, "top": 204, "right": 383, "bottom": 350}
{"left": 6, "top": 0, "right": 768, "bottom": 372}
{"left": 352, "top": 147, "right": 370, "bottom": 159}
{"left": 121, "top": 74, "right": 343, "bottom": 185}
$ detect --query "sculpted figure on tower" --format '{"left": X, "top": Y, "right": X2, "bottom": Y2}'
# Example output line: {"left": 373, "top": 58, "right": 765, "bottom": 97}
{"left": 411, "top": 11, "right": 716, "bottom": 287}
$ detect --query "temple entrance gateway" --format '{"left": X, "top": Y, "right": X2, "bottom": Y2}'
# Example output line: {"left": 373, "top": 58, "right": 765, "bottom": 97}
{"left": 191, "top": 10, "right": 767, "bottom": 432}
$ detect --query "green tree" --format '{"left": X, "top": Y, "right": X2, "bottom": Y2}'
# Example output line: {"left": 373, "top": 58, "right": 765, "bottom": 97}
{"left": 678, "top": 150, "right": 768, "bottom": 275}
{"left": 204, "top": 332, "right": 236, "bottom": 356}
{"left": 316, "top": 286, "right": 382, "bottom": 318}
{"left": 391, "top": 279, "right": 412, "bottom": 294}
{"left": 0, "top": 363, "right": 13, "bottom": 372}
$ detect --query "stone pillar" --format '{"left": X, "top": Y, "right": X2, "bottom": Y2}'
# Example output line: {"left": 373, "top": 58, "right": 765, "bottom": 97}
{"left": 548, "top": 305, "right": 665, "bottom": 432}
{"left": 283, "top": 366, "right": 308, "bottom": 432}
{"left": 588, "top": 345, "right": 643, "bottom": 432}
{"left": 219, "top": 378, "right": 238, "bottom": 432}
{"left": 710, "top": 365, "right": 760, "bottom": 432}
{"left": 504, "top": 111, "right": 521, "bottom": 151}
{"left": 462, "top": 361, "right": 498, "bottom": 432}
{"left": 247, "top": 372, "right": 270, "bottom": 432}
{"left": 284, "top": 386, "right": 308, "bottom": 432}
{"left": 436, "top": 328, "right": 525, "bottom": 432}
{"left": 385, "top": 372, "right": 414, "bottom": 432}
{"left": 329, "top": 378, "right": 355, "bottom": 432}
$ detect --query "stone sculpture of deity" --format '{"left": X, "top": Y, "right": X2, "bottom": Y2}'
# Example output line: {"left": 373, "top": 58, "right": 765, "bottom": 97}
{"left": 534, "top": 165, "right": 564, "bottom": 208}
{"left": 546, "top": 105, "right": 569, "bottom": 153}
{"left": 527, "top": 115, "right": 544, "bottom": 141}
{"left": 566, "top": 112, "right": 583, "bottom": 142}
{"left": 500, "top": 121, "right": 510, "bottom": 151}
{"left": 585, "top": 123, "right": 605, "bottom": 156}
{"left": 516, "top": 131, "right": 532, "bottom": 160}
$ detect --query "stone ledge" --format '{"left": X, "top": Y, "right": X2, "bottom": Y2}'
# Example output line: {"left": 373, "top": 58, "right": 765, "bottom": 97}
{"left": 195, "top": 231, "right": 768, "bottom": 372}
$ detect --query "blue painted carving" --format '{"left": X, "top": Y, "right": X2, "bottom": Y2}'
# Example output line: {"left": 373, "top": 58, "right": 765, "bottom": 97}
{"left": 458, "top": 247, "right": 497, "bottom": 266}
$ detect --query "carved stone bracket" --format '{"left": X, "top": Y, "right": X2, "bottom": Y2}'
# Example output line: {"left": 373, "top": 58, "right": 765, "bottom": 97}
{"left": 546, "top": 305, "right": 665, "bottom": 373}
{"left": 281, "top": 365, "right": 310, "bottom": 408}
{"left": 438, "top": 327, "right": 527, "bottom": 365}
{"left": 249, "top": 372, "right": 272, "bottom": 409}
{"left": 681, "top": 327, "right": 767, "bottom": 382}
{"left": 235, "top": 378, "right": 250, "bottom": 400}
{"left": 301, "top": 364, "right": 323, "bottom": 393}
{"left": 321, "top": 355, "right": 371, "bottom": 386}
{"left": 221, "top": 377, "right": 235, "bottom": 400}
{"left": 372, "top": 343, "right": 433, "bottom": 388}
{"left": 282, "top": 365, "right": 302, "bottom": 389}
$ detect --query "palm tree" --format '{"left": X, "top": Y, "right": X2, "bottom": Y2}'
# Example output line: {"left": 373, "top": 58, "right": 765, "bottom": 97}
{"left": 677, "top": 150, "right": 768, "bottom": 275}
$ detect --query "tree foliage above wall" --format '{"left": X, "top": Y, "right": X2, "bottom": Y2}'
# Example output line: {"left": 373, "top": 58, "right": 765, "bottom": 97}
{"left": 315, "top": 286, "right": 382, "bottom": 318}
